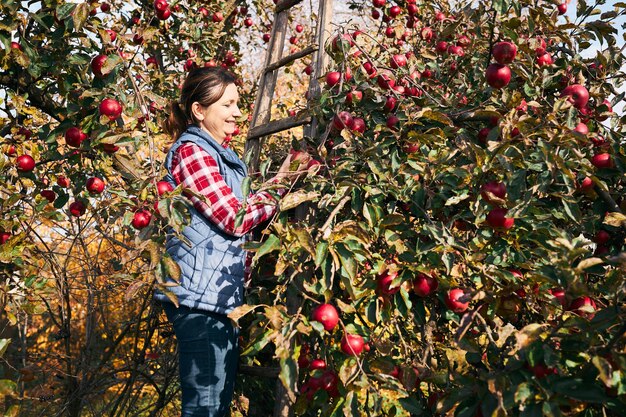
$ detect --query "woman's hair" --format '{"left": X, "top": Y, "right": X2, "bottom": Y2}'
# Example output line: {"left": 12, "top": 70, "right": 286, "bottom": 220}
{"left": 163, "top": 66, "right": 237, "bottom": 140}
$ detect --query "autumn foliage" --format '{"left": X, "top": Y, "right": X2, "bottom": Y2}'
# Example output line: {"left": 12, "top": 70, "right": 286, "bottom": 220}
{"left": 0, "top": 0, "right": 625, "bottom": 416}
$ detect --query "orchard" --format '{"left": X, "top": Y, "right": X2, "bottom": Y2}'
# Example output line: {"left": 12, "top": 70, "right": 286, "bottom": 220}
{"left": 0, "top": 0, "right": 625, "bottom": 416}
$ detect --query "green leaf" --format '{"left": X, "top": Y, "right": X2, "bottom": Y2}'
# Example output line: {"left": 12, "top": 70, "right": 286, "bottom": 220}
{"left": 241, "top": 177, "right": 251, "bottom": 199}
{"left": 399, "top": 396, "right": 425, "bottom": 414}
{"left": 0, "top": 379, "right": 17, "bottom": 397}
{"left": 162, "top": 254, "right": 181, "bottom": 282}
{"left": 336, "top": 243, "right": 357, "bottom": 281}
{"left": 278, "top": 356, "right": 297, "bottom": 403}
{"left": 293, "top": 227, "right": 315, "bottom": 257}
{"left": 591, "top": 356, "right": 613, "bottom": 387}
{"left": 0, "top": 339, "right": 10, "bottom": 358}
{"left": 72, "top": 2, "right": 89, "bottom": 31}
{"left": 315, "top": 241, "right": 328, "bottom": 268}
{"left": 551, "top": 377, "right": 608, "bottom": 402}
{"left": 254, "top": 234, "right": 281, "bottom": 259}
{"left": 101, "top": 54, "right": 123, "bottom": 77}
{"left": 55, "top": 3, "right": 75, "bottom": 20}
{"left": 515, "top": 382, "right": 533, "bottom": 404}
{"left": 279, "top": 190, "right": 319, "bottom": 211}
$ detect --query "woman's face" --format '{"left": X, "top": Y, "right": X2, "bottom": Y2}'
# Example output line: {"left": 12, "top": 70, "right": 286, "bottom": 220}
{"left": 192, "top": 83, "right": 241, "bottom": 142}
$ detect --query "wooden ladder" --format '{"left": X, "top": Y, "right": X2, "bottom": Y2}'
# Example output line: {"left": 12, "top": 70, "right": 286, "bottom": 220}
{"left": 243, "top": 1, "right": 333, "bottom": 416}
{"left": 245, "top": 0, "right": 334, "bottom": 173}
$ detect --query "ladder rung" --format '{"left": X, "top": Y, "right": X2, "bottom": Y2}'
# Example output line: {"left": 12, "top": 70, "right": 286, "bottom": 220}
{"left": 248, "top": 114, "right": 312, "bottom": 140}
{"left": 264, "top": 44, "right": 318, "bottom": 74}
{"left": 276, "top": 0, "right": 304, "bottom": 13}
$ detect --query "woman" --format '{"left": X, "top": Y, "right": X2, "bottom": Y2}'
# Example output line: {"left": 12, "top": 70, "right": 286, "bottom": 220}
{"left": 154, "top": 66, "right": 307, "bottom": 417}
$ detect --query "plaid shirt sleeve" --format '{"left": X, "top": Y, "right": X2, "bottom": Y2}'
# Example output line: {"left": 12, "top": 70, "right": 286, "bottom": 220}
{"left": 171, "top": 143, "right": 286, "bottom": 238}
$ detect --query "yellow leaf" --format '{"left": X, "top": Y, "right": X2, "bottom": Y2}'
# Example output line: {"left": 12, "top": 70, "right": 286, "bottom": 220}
{"left": 603, "top": 212, "right": 626, "bottom": 227}
{"left": 228, "top": 304, "right": 261, "bottom": 325}
{"left": 575, "top": 257, "right": 604, "bottom": 272}
{"left": 515, "top": 323, "right": 549, "bottom": 349}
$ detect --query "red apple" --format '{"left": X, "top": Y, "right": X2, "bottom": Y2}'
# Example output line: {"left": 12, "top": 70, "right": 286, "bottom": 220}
{"left": 388, "top": 5, "right": 401, "bottom": 18}
{"left": 557, "top": 3, "right": 567, "bottom": 14}
{"left": 102, "top": 143, "right": 119, "bottom": 153}
{"left": 492, "top": 41, "right": 517, "bottom": 64}
{"left": 568, "top": 296, "right": 596, "bottom": 319}
{"left": 104, "top": 29, "right": 117, "bottom": 41}
{"left": 373, "top": 0, "right": 386, "bottom": 8}
{"left": 413, "top": 273, "right": 438, "bottom": 297}
{"left": 310, "top": 359, "right": 326, "bottom": 370}
{"left": 351, "top": 118, "right": 366, "bottom": 133}
{"left": 591, "top": 153, "right": 613, "bottom": 169}
{"left": 456, "top": 35, "right": 471, "bottom": 47}
{"left": 377, "top": 74, "right": 395, "bottom": 90}
{"left": 57, "top": 176, "right": 70, "bottom": 188}
{"left": 86, "top": 177, "right": 105, "bottom": 194}
{"left": 480, "top": 181, "right": 507, "bottom": 205}
{"left": 478, "top": 127, "right": 491, "bottom": 144}
{"left": 40, "top": 189, "right": 56, "bottom": 203}
{"left": 295, "top": 24, "right": 303, "bottom": 33}
{"left": 445, "top": 288, "right": 470, "bottom": 313}
{"left": 311, "top": 303, "right": 339, "bottom": 331}
{"left": 561, "top": 84, "right": 589, "bottom": 109}
{"left": 346, "top": 90, "right": 362, "bottom": 105}
{"left": 386, "top": 115, "right": 399, "bottom": 130}
{"left": 0, "top": 231, "right": 11, "bottom": 244}
{"left": 69, "top": 201, "right": 86, "bottom": 217}
{"left": 529, "top": 363, "right": 557, "bottom": 379}
{"left": 16, "top": 155, "right": 35, "bottom": 172}
{"left": 132, "top": 209, "right": 152, "bottom": 229}
{"left": 154, "top": 0, "right": 168, "bottom": 12}
{"left": 377, "top": 270, "right": 400, "bottom": 295}
{"left": 536, "top": 52, "right": 553, "bottom": 66}
{"left": 262, "top": 33, "right": 271, "bottom": 43}
{"left": 157, "top": 181, "right": 174, "bottom": 196}
{"left": 435, "top": 41, "right": 448, "bottom": 54}
{"left": 549, "top": 288, "right": 567, "bottom": 307}
{"left": 384, "top": 96, "right": 397, "bottom": 112}
{"left": 447, "top": 45, "right": 464, "bottom": 56}
{"left": 485, "top": 64, "right": 511, "bottom": 89}
{"left": 325, "top": 71, "right": 341, "bottom": 88}
{"left": 91, "top": 54, "right": 108, "bottom": 78}
{"left": 594, "top": 230, "right": 610, "bottom": 245}
{"left": 579, "top": 176, "right": 594, "bottom": 192}
{"left": 421, "top": 27, "right": 433, "bottom": 41}
{"left": 332, "top": 111, "right": 354, "bottom": 131}
{"left": 486, "top": 208, "right": 514, "bottom": 229}
{"left": 573, "top": 123, "right": 588, "bottom": 135}
{"left": 65, "top": 127, "right": 88, "bottom": 147}
{"left": 99, "top": 98, "right": 123, "bottom": 120}
{"left": 341, "top": 333, "right": 364, "bottom": 356}
{"left": 390, "top": 54, "right": 407, "bottom": 68}
{"left": 156, "top": 7, "right": 171, "bottom": 20}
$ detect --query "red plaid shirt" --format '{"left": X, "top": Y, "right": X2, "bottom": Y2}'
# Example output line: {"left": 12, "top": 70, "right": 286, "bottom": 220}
{"left": 171, "top": 143, "right": 284, "bottom": 238}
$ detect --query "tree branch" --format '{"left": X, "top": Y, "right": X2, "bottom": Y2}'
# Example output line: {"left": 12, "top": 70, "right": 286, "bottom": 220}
{"left": 0, "top": 69, "right": 66, "bottom": 122}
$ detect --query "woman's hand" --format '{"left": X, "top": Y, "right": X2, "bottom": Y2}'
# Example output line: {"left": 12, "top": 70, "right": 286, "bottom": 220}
{"left": 273, "top": 150, "right": 311, "bottom": 182}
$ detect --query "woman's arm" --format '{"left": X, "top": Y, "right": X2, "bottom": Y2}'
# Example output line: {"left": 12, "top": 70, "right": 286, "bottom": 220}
{"left": 171, "top": 143, "right": 285, "bottom": 237}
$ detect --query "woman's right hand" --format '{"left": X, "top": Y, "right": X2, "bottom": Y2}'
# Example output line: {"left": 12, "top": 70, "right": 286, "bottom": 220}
{"left": 274, "top": 150, "right": 311, "bottom": 182}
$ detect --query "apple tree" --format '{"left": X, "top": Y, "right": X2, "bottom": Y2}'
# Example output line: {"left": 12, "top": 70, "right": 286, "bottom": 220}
{"left": 235, "top": 0, "right": 626, "bottom": 416}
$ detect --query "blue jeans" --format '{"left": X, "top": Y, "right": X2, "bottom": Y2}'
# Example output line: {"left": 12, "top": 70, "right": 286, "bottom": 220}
{"left": 163, "top": 303, "right": 239, "bottom": 417}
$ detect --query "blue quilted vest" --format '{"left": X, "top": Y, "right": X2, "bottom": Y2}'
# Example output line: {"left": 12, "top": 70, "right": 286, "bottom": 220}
{"left": 153, "top": 126, "right": 248, "bottom": 314}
